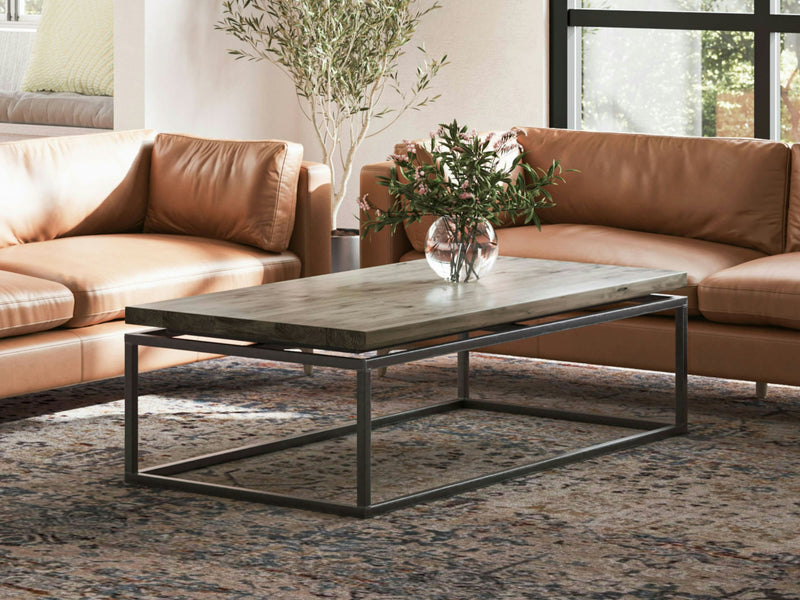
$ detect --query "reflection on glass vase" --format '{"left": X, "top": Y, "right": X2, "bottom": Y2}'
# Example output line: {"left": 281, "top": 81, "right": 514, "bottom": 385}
{"left": 424, "top": 216, "right": 499, "bottom": 283}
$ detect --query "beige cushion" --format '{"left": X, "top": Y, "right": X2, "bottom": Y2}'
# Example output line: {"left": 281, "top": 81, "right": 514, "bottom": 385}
{"left": 21, "top": 0, "right": 113, "bottom": 96}
{"left": 517, "top": 127, "right": 790, "bottom": 255}
{"left": 0, "top": 270, "right": 74, "bottom": 339}
{"left": 145, "top": 134, "right": 304, "bottom": 253}
{"left": 0, "top": 234, "right": 301, "bottom": 328}
{"left": 0, "top": 129, "right": 153, "bottom": 249}
{"left": 496, "top": 224, "right": 768, "bottom": 313}
{"left": 699, "top": 253, "right": 800, "bottom": 329}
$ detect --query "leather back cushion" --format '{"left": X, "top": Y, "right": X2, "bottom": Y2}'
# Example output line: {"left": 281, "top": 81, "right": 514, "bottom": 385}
{"left": 785, "top": 144, "right": 800, "bottom": 252}
{"left": 0, "top": 129, "right": 153, "bottom": 249}
{"left": 517, "top": 128, "right": 790, "bottom": 255}
{"left": 145, "top": 134, "right": 304, "bottom": 253}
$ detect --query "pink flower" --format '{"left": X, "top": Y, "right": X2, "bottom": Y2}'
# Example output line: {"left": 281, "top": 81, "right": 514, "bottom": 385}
{"left": 358, "top": 194, "right": 371, "bottom": 212}
{"left": 493, "top": 130, "right": 515, "bottom": 149}
{"left": 458, "top": 130, "right": 477, "bottom": 142}
{"left": 459, "top": 192, "right": 473, "bottom": 200}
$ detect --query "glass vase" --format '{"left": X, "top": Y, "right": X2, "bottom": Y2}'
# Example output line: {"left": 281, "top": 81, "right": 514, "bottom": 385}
{"left": 424, "top": 216, "right": 498, "bottom": 283}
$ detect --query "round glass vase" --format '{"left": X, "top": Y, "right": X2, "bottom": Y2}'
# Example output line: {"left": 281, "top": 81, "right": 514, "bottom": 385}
{"left": 424, "top": 216, "right": 499, "bottom": 283}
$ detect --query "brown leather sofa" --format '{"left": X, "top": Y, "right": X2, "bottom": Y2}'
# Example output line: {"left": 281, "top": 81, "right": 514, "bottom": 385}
{"left": 0, "top": 129, "right": 331, "bottom": 400}
{"left": 360, "top": 127, "right": 800, "bottom": 393}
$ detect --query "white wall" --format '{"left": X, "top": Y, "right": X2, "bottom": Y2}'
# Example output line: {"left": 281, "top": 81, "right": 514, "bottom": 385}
{"left": 114, "top": 0, "right": 301, "bottom": 140}
{"left": 114, "top": 0, "right": 549, "bottom": 229}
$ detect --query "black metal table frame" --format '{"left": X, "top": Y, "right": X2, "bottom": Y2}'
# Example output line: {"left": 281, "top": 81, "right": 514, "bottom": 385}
{"left": 124, "top": 293, "right": 688, "bottom": 518}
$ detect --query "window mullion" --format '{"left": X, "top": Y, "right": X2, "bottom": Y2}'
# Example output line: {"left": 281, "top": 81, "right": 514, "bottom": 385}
{"left": 549, "top": 0, "right": 570, "bottom": 129}
{"left": 569, "top": 9, "right": 751, "bottom": 32}
{"left": 753, "top": 0, "right": 779, "bottom": 139}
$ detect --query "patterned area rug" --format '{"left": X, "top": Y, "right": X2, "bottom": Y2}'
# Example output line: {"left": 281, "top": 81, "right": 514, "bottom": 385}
{"left": 1, "top": 354, "right": 799, "bottom": 599}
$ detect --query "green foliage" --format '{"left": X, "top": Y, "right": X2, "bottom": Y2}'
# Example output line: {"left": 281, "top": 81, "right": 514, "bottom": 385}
{"left": 360, "top": 120, "right": 572, "bottom": 238}
{"left": 216, "top": 0, "right": 447, "bottom": 227}
{"left": 25, "top": 0, "right": 43, "bottom": 14}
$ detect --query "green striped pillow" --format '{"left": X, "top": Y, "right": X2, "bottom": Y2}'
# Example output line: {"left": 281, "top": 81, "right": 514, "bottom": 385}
{"left": 21, "top": 0, "right": 113, "bottom": 97}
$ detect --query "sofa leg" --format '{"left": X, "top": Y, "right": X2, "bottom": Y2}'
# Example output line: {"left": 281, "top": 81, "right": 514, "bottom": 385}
{"left": 377, "top": 349, "right": 388, "bottom": 377}
{"left": 302, "top": 348, "right": 314, "bottom": 376}
{"left": 755, "top": 381, "right": 768, "bottom": 399}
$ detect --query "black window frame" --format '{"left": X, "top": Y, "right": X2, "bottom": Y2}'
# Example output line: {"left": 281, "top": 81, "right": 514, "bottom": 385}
{"left": 549, "top": 0, "right": 800, "bottom": 139}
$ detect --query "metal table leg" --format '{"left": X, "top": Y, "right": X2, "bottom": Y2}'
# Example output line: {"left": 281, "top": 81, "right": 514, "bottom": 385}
{"left": 356, "top": 368, "right": 372, "bottom": 509}
{"left": 675, "top": 303, "right": 689, "bottom": 433}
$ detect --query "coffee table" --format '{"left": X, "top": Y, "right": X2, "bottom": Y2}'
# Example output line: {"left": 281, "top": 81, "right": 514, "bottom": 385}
{"left": 124, "top": 256, "right": 688, "bottom": 518}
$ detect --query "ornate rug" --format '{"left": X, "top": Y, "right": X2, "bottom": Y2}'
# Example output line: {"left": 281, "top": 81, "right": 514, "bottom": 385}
{"left": 1, "top": 354, "right": 799, "bottom": 599}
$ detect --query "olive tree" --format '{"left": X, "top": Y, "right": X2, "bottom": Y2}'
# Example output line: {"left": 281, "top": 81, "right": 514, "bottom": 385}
{"left": 217, "top": 0, "right": 447, "bottom": 230}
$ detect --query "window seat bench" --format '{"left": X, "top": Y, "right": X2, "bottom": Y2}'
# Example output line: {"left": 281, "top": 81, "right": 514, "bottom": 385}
{"left": 0, "top": 90, "right": 112, "bottom": 141}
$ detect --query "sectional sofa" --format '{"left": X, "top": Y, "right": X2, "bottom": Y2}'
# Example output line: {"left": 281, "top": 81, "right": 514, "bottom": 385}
{"left": 0, "top": 130, "right": 331, "bottom": 400}
{"left": 360, "top": 127, "right": 800, "bottom": 394}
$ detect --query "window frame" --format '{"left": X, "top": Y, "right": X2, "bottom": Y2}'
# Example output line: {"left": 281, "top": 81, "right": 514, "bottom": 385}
{"left": 4, "top": 0, "right": 41, "bottom": 27}
{"left": 549, "top": 0, "right": 800, "bottom": 139}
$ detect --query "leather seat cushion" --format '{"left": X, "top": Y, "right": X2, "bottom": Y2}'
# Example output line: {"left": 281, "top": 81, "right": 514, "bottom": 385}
{"left": 698, "top": 253, "right": 800, "bottom": 329}
{"left": 0, "top": 270, "right": 74, "bottom": 338}
{"left": 0, "top": 233, "right": 301, "bottom": 328}
{"left": 145, "top": 134, "right": 304, "bottom": 253}
{"left": 495, "top": 224, "right": 767, "bottom": 313}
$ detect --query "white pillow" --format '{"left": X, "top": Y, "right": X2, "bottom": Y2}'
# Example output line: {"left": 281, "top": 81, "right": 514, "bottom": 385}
{"left": 21, "top": 0, "right": 113, "bottom": 96}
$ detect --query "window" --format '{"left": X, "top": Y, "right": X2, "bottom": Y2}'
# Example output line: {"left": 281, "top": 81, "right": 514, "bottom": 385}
{"left": 4, "top": 0, "right": 42, "bottom": 24}
{"left": 550, "top": 0, "right": 800, "bottom": 142}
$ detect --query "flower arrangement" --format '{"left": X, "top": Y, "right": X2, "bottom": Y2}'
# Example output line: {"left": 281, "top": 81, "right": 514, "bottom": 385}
{"left": 360, "top": 119, "right": 572, "bottom": 281}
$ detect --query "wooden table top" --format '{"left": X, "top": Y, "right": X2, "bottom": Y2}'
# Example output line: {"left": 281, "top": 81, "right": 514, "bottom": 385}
{"left": 125, "top": 256, "right": 687, "bottom": 352}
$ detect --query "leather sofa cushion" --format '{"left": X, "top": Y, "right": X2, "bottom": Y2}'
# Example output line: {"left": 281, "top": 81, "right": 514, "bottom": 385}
{"left": 495, "top": 224, "right": 767, "bottom": 313}
{"left": 145, "top": 134, "right": 304, "bottom": 253}
{"left": 517, "top": 127, "right": 789, "bottom": 255}
{"left": 404, "top": 215, "right": 436, "bottom": 253}
{"left": 0, "top": 328, "right": 83, "bottom": 398}
{"left": 0, "top": 233, "right": 301, "bottom": 328}
{"left": 698, "top": 253, "right": 800, "bottom": 329}
{"left": 0, "top": 270, "right": 74, "bottom": 338}
{"left": 786, "top": 144, "right": 800, "bottom": 252}
{"left": 0, "top": 129, "right": 153, "bottom": 249}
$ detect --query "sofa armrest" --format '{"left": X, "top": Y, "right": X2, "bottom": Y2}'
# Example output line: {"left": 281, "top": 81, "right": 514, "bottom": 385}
{"left": 359, "top": 161, "right": 413, "bottom": 268}
{"left": 290, "top": 161, "right": 332, "bottom": 277}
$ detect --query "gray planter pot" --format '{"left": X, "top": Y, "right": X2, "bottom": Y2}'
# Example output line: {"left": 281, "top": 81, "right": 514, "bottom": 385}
{"left": 331, "top": 229, "right": 360, "bottom": 272}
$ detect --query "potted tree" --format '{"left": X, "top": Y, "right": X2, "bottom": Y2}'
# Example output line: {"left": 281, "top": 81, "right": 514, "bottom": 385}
{"left": 217, "top": 0, "right": 447, "bottom": 271}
